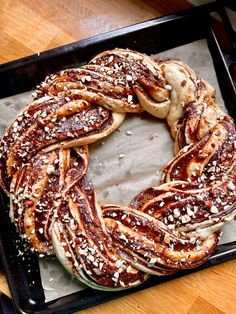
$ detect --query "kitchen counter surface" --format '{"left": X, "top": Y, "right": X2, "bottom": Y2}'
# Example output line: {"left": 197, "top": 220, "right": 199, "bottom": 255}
{"left": 0, "top": 1, "right": 236, "bottom": 313}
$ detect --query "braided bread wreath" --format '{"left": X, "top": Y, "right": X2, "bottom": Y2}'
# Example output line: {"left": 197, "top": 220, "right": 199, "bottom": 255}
{"left": 0, "top": 48, "right": 235, "bottom": 291}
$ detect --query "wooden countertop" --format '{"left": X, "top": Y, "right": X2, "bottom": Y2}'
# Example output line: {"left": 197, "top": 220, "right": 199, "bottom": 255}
{"left": 1, "top": 1, "right": 236, "bottom": 313}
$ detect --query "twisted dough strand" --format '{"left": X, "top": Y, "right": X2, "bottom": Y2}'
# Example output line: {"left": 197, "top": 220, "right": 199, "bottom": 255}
{"left": 0, "top": 49, "right": 235, "bottom": 291}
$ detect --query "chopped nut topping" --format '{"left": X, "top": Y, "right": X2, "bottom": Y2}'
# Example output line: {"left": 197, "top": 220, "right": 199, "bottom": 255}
{"left": 127, "top": 95, "right": 133, "bottom": 103}
{"left": 210, "top": 205, "right": 219, "bottom": 214}
{"left": 46, "top": 165, "right": 55, "bottom": 175}
{"left": 165, "top": 84, "right": 172, "bottom": 91}
{"left": 149, "top": 258, "right": 157, "bottom": 265}
{"left": 126, "top": 130, "right": 133, "bottom": 136}
{"left": 126, "top": 75, "right": 133, "bottom": 81}
{"left": 181, "top": 215, "right": 191, "bottom": 224}
{"left": 227, "top": 181, "right": 235, "bottom": 191}
{"left": 118, "top": 154, "right": 125, "bottom": 159}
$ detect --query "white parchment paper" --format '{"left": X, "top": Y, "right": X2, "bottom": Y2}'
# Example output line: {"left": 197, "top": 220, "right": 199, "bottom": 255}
{"left": 0, "top": 39, "right": 235, "bottom": 302}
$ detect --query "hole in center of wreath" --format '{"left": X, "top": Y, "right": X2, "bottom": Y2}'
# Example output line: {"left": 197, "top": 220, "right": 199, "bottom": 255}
{"left": 88, "top": 112, "right": 173, "bottom": 206}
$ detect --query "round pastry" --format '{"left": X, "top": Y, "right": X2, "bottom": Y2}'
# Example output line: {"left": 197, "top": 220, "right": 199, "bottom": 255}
{"left": 0, "top": 48, "right": 235, "bottom": 291}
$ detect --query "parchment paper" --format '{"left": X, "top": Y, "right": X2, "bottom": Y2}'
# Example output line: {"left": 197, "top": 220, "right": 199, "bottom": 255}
{"left": 0, "top": 39, "right": 235, "bottom": 302}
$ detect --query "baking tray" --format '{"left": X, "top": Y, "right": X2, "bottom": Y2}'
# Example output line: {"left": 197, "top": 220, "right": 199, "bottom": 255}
{"left": 0, "top": 1, "right": 236, "bottom": 313}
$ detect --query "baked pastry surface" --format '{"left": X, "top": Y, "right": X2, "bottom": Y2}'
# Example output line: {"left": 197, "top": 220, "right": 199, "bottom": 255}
{"left": 0, "top": 49, "right": 235, "bottom": 290}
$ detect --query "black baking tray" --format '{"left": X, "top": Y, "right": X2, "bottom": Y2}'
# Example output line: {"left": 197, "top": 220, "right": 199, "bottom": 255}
{"left": 0, "top": 1, "right": 236, "bottom": 313}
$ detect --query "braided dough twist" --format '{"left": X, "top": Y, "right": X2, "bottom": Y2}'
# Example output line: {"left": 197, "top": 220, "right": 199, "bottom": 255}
{"left": 0, "top": 49, "right": 235, "bottom": 290}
